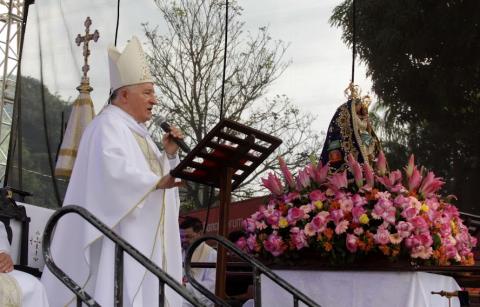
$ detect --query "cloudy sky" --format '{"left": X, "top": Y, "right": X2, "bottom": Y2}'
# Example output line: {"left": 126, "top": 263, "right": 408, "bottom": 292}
{"left": 20, "top": 0, "right": 371, "bottom": 133}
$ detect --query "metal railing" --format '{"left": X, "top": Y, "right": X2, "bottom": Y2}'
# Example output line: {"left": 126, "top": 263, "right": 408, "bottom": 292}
{"left": 184, "top": 235, "right": 321, "bottom": 307}
{"left": 43, "top": 205, "right": 205, "bottom": 307}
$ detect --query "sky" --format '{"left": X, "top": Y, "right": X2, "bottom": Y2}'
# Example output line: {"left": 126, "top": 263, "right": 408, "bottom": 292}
{"left": 20, "top": 0, "right": 372, "bottom": 134}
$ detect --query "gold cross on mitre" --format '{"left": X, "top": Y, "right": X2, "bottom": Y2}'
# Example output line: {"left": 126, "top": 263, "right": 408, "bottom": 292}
{"left": 75, "top": 16, "right": 100, "bottom": 80}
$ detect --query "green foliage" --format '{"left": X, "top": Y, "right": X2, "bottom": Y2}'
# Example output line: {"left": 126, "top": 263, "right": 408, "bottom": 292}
{"left": 331, "top": 0, "right": 480, "bottom": 213}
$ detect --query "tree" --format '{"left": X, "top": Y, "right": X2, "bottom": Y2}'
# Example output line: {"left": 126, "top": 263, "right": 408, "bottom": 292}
{"left": 7, "top": 76, "right": 69, "bottom": 208}
{"left": 144, "top": 0, "right": 323, "bottom": 209}
{"left": 331, "top": 0, "right": 480, "bottom": 213}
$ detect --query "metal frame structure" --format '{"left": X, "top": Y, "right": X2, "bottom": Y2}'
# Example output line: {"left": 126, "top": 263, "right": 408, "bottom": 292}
{"left": 0, "top": 0, "right": 25, "bottom": 184}
{"left": 43, "top": 205, "right": 205, "bottom": 307}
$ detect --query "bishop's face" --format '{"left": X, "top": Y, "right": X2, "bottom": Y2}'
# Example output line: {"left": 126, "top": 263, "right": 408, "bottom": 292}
{"left": 121, "top": 82, "right": 157, "bottom": 123}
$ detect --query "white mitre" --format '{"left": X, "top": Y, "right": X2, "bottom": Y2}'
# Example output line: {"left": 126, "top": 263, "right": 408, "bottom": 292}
{"left": 108, "top": 36, "right": 153, "bottom": 93}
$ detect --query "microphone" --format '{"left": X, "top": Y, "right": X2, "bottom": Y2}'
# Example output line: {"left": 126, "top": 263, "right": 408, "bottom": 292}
{"left": 155, "top": 116, "right": 191, "bottom": 153}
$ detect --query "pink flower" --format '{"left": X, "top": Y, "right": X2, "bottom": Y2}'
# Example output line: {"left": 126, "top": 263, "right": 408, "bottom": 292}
{"left": 419, "top": 172, "right": 444, "bottom": 197}
{"left": 278, "top": 156, "right": 295, "bottom": 189}
{"left": 304, "top": 161, "right": 330, "bottom": 185}
{"left": 411, "top": 246, "right": 433, "bottom": 259}
{"left": 374, "top": 227, "right": 391, "bottom": 245}
{"left": 335, "top": 220, "right": 349, "bottom": 235}
{"left": 330, "top": 209, "right": 344, "bottom": 224}
{"left": 263, "top": 232, "right": 287, "bottom": 256}
{"left": 377, "top": 170, "right": 403, "bottom": 193}
{"left": 243, "top": 218, "right": 256, "bottom": 232}
{"left": 290, "top": 227, "right": 309, "bottom": 250}
{"left": 346, "top": 233, "right": 359, "bottom": 252}
{"left": 351, "top": 194, "right": 367, "bottom": 207}
{"left": 410, "top": 216, "right": 429, "bottom": 233}
{"left": 339, "top": 196, "right": 354, "bottom": 213}
{"left": 265, "top": 210, "right": 280, "bottom": 227}
{"left": 309, "top": 190, "right": 326, "bottom": 202}
{"left": 396, "top": 221, "right": 414, "bottom": 238}
{"left": 262, "top": 173, "right": 284, "bottom": 195}
{"left": 287, "top": 207, "right": 305, "bottom": 224}
{"left": 352, "top": 206, "right": 366, "bottom": 223}
{"left": 372, "top": 198, "right": 396, "bottom": 224}
{"left": 296, "top": 169, "right": 311, "bottom": 190}
{"left": 310, "top": 162, "right": 330, "bottom": 184}
{"left": 255, "top": 220, "right": 267, "bottom": 230}
{"left": 246, "top": 234, "right": 258, "bottom": 252}
{"left": 408, "top": 168, "right": 422, "bottom": 193}
{"left": 311, "top": 211, "right": 330, "bottom": 232}
{"left": 404, "top": 154, "right": 415, "bottom": 178}
{"left": 328, "top": 171, "right": 348, "bottom": 191}
{"left": 283, "top": 191, "right": 301, "bottom": 203}
{"left": 363, "top": 163, "right": 375, "bottom": 188}
{"left": 235, "top": 237, "right": 247, "bottom": 251}
{"left": 401, "top": 206, "right": 419, "bottom": 220}
{"left": 354, "top": 227, "right": 364, "bottom": 236}
{"left": 389, "top": 233, "right": 403, "bottom": 244}
{"left": 347, "top": 154, "right": 363, "bottom": 187}
{"left": 300, "top": 204, "right": 314, "bottom": 215}
{"left": 376, "top": 151, "right": 387, "bottom": 176}
{"left": 304, "top": 223, "right": 317, "bottom": 237}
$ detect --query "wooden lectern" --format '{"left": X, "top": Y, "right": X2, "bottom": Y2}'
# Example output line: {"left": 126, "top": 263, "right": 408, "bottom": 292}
{"left": 170, "top": 119, "right": 282, "bottom": 299}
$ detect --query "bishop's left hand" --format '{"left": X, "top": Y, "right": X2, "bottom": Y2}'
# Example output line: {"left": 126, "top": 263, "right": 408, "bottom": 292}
{"left": 0, "top": 252, "right": 13, "bottom": 273}
{"left": 162, "top": 125, "right": 184, "bottom": 156}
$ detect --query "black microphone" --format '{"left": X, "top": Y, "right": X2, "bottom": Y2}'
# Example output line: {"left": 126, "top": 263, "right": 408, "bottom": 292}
{"left": 155, "top": 116, "right": 190, "bottom": 153}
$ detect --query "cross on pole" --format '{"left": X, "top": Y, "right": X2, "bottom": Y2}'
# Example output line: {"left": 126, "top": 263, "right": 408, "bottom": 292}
{"left": 75, "top": 16, "right": 99, "bottom": 79}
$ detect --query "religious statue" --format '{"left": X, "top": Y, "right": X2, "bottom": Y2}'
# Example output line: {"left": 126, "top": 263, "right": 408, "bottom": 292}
{"left": 320, "top": 84, "right": 382, "bottom": 170}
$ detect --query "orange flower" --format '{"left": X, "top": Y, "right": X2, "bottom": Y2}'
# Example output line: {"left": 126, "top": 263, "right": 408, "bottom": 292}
{"left": 391, "top": 247, "right": 400, "bottom": 257}
{"left": 462, "top": 253, "right": 475, "bottom": 266}
{"left": 324, "top": 242, "right": 333, "bottom": 252}
{"left": 330, "top": 201, "right": 340, "bottom": 210}
{"left": 324, "top": 228, "right": 334, "bottom": 240}
{"left": 366, "top": 188, "right": 379, "bottom": 201}
{"left": 379, "top": 245, "right": 391, "bottom": 256}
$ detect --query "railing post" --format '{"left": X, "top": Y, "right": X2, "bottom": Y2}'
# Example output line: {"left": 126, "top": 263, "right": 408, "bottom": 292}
{"left": 253, "top": 267, "right": 261, "bottom": 307}
{"left": 114, "top": 244, "right": 124, "bottom": 307}
{"left": 159, "top": 279, "right": 165, "bottom": 307}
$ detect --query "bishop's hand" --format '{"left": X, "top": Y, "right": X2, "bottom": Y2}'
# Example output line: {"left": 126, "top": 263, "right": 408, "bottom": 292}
{"left": 162, "top": 125, "right": 184, "bottom": 156}
{"left": 0, "top": 252, "right": 13, "bottom": 273}
{"left": 156, "top": 174, "right": 183, "bottom": 189}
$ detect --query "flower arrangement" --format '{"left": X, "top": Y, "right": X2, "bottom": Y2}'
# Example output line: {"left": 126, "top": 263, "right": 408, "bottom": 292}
{"left": 237, "top": 152, "right": 477, "bottom": 266}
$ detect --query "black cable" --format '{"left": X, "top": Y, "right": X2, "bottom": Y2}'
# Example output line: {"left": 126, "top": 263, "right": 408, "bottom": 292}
{"left": 114, "top": 0, "right": 120, "bottom": 46}
{"left": 36, "top": 9, "right": 62, "bottom": 207}
{"left": 4, "top": 0, "right": 32, "bottom": 188}
{"left": 205, "top": 0, "right": 230, "bottom": 232}
{"left": 351, "top": 0, "right": 357, "bottom": 84}
{"left": 219, "top": 0, "right": 228, "bottom": 120}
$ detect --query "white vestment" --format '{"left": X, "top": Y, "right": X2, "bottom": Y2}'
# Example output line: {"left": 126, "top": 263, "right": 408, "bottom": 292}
{"left": 41, "top": 105, "right": 182, "bottom": 307}
{"left": 0, "top": 223, "right": 50, "bottom": 307}
{"left": 183, "top": 242, "right": 217, "bottom": 307}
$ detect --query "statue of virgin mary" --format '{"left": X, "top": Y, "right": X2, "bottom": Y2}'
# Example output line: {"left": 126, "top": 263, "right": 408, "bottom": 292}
{"left": 320, "top": 84, "right": 382, "bottom": 170}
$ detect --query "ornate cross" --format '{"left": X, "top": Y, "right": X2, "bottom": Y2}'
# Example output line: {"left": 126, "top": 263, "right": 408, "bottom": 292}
{"left": 75, "top": 16, "right": 100, "bottom": 79}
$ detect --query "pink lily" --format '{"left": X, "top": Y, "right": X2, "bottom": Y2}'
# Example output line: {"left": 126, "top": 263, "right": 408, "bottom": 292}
{"left": 363, "top": 163, "right": 375, "bottom": 188}
{"left": 261, "top": 173, "right": 284, "bottom": 195}
{"left": 408, "top": 168, "right": 422, "bottom": 193}
{"left": 377, "top": 170, "right": 403, "bottom": 193}
{"left": 404, "top": 154, "right": 415, "bottom": 178}
{"left": 418, "top": 171, "right": 444, "bottom": 197}
{"left": 307, "top": 161, "right": 330, "bottom": 184}
{"left": 328, "top": 171, "right": 348, "bottom": 191}
{"left": 376, "top": 151, "right": 387, "bottom": 176}
{"left": 347, "top": 154, "right": 363, "bottom": 188}
{"left": 278, "top": 156, "right": 296, "bottom": 189}
{"left": 296, "top": 169, "right": 311, "bottom": 190}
